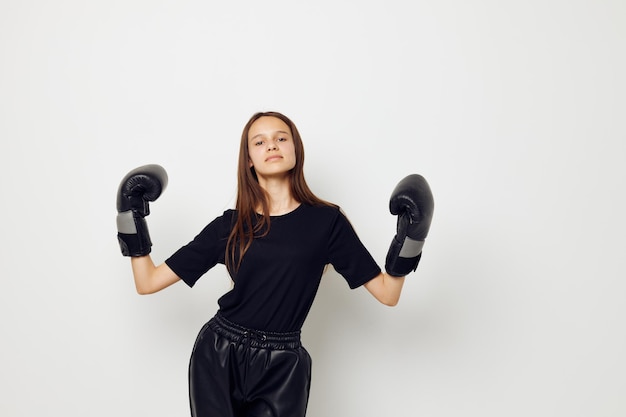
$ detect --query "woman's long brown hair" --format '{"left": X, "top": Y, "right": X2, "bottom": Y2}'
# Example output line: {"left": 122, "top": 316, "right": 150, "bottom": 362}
{"left": 226, "top": 111, "right": 335, "bottom": 274}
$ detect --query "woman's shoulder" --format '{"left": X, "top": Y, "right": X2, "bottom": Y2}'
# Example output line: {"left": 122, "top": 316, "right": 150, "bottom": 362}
{"left": 222, "top": 208, "right": 237, "bottom": 217}
{"left": 200, "top": 208, "right": 237, "bottom": 230}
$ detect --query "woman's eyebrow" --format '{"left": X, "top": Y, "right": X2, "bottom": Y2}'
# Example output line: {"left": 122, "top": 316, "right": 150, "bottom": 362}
{"left": 249, "top": 130, "right": 291, "bottom": 141}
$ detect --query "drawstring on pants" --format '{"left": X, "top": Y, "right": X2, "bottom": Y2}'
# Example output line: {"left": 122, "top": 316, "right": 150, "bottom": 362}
{"left": 208, "top": 312, "right": 302, "bottom": 350}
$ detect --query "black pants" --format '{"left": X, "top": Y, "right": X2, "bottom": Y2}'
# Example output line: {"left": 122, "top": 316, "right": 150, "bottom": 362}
{"left": 189, "top": 313, "right": 312, "bottom": 417}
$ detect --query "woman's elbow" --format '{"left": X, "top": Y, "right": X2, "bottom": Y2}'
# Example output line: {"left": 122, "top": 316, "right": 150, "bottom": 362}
{"left": 135, "top": 287, "right": 150, "bottom": 296}
{"left": 135, "top": 283, "right": 157, "bottom": 295}
{"left": 380, "top": 296, "right": 400, "bottom": 307}
{"left": 374, "top": 291, "right": 401, "bottom": 306}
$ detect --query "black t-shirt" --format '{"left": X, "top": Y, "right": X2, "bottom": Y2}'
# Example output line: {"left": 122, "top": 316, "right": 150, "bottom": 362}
{"left": 165, "top": 203, "right": 381, "bottom": 332}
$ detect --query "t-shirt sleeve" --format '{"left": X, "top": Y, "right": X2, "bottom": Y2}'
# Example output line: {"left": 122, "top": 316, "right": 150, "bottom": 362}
{"left": 327, "top": 209, "right": 382, "bottom": 289}
{"left": 164, "top": 210, "right": 233, "bottom": 287}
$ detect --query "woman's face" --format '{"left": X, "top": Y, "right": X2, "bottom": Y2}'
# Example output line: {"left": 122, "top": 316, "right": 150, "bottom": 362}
{"left": 247, "top": 116, "right": 297, "bottom": 179}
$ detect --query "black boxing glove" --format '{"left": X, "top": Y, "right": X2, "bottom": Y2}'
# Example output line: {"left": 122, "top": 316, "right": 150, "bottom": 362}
{"left": 385, "top": 174, "right": 434, "bottom": 277}
{"left": 116, "top": 164, "right": 168, "bottom": 257}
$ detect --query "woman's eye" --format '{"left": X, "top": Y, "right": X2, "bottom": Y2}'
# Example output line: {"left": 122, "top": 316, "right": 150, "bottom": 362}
{"left": 278, "top": 137, "right": 287, "bottom": 142}
{"left": 255, "top": 140, "right": 264, "bottom": 146}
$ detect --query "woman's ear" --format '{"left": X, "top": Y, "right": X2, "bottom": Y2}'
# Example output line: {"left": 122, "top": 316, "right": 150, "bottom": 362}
{"left": 248, "top": 159, "right": 253, "bottom": 168}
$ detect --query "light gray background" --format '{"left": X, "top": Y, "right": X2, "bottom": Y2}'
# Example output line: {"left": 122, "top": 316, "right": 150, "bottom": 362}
{"left": 1, "top": 1, "right": 625, "bottom": 416}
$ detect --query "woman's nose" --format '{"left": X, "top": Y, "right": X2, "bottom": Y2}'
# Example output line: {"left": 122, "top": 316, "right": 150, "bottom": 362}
{"left": 267, "top": 140, "right": 278, "bottom": 151}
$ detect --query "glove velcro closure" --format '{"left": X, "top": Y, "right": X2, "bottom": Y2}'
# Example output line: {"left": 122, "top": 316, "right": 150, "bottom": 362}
{"left": 385, "top": 237, "right": 423, "bottom": 277}
{"left": 116, "top": 216, "right": 152, "bottom": 257}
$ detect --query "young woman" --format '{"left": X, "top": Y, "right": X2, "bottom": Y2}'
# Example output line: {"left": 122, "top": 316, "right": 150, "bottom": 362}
{"left": 115, "top": 111, "right": 434, "bottom": 417}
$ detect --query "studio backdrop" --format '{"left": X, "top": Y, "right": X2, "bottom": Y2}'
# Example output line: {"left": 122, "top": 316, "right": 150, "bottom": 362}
{"left": 1, "top": 1, "right": 625, "bottom": 416}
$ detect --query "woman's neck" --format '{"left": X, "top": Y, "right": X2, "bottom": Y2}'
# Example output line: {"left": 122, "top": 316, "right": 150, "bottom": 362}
{"left": 257, "top": 176, "right": 298, "bottom": 216}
